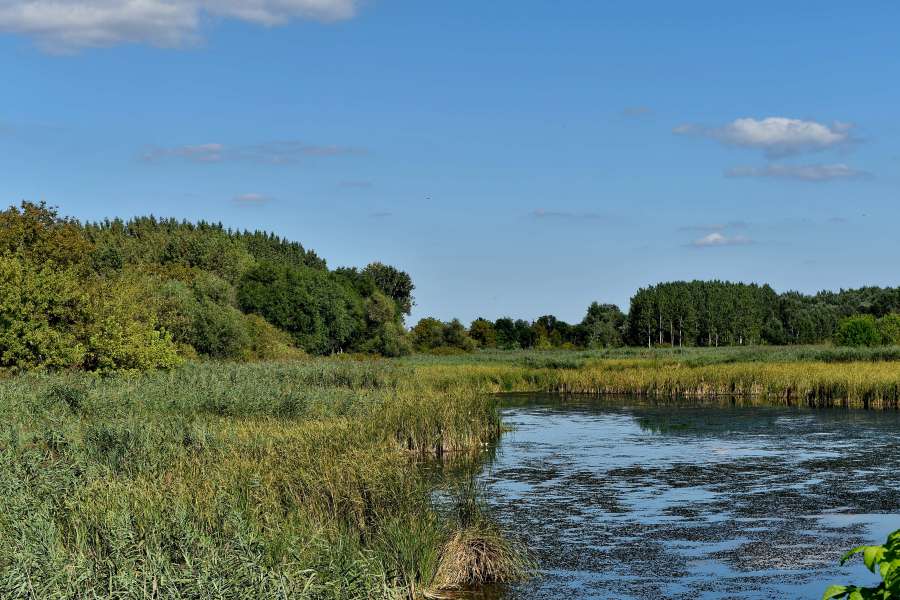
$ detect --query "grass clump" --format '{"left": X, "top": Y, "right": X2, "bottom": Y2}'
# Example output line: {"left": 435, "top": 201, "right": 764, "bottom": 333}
{"left": 428, "top": 481, "right": 534, "bottom": 595}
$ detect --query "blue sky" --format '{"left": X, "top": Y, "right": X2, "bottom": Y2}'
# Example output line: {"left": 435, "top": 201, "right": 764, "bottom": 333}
{"left": 1, "top": 1, "right": 898, "bottom": 324}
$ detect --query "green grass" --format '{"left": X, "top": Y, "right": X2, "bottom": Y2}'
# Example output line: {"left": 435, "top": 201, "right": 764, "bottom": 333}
{"left": 0, "top": 360, "right": 527, "bottom": 600}
{"left": 5, "top": 346, "right": 900, "bottom": 599}
{"left": 401, "top": 344, "right": 900, "bottom": 368}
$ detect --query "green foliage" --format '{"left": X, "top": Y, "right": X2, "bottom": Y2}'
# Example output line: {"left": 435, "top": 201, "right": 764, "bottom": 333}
{"left": 81, "top": 277, "right": 182, "bottom": 372}
{"left": 582, "top": 302, "right": 626, "bottom": 348}
{"left": 823, "top": 529, "right": 900, "bottom": 599}
{"left": 411, "top": 318, "right": 476, "bottom": 353}
{"left": 469, "top": 318, "right": 497, "bottom": 348}
{"left": 363, "top": 261, "right": 415, "bottom": 316}
{"left": 238, "top": 262, "right": 364, "bottom": 355}
{"left": 0, "top": 255, "right": 86, "bottom": 370}
{"left": 877, "top": 314, "right": 900, "bottom": 345}
{"left": 0, "top": 202, "right": 420, "bottom": 368}
{"left": 835, "top": 315, "right": 882, "bottom": 347}
{"left": 0, "top": 201, "right": 93, "bottom": 268}
{"left": 360, "top": 292, "right": 412, "bottom": 357}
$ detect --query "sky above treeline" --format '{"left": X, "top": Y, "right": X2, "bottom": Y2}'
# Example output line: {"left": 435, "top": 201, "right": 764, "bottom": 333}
{"left": 1, "top": 1, "right": 898, "bottom": 324}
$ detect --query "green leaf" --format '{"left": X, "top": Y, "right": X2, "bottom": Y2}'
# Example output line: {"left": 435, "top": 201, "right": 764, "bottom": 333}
{"left": 822, "top": 584, "right": 849, "bottom": 600}
{"left": 864, "top": 546, "right": 887, "bottom": 573}
{"left": 842, "top": 546, "right": 870, "bottom": 566}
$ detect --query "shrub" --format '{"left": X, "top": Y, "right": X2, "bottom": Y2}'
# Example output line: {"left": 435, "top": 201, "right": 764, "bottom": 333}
{"left": 81, "top": 277, "right": 182, "bottom": 372}
{"left": 878, "top": 314, "right": 900, "bottom": 345}
{"left": 834, "top": 315, "right": 881, "bottom": 347}
{"left": 0, "top": 256, "right": 86, "bottom": 370}
{"left": 411, "top": 318, "right": 475, "bottom": 353}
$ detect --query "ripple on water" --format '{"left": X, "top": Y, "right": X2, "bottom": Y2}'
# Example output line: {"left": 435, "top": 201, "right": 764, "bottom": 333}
{"left": 477, "top": 394, "right": 900, "bottom": 600}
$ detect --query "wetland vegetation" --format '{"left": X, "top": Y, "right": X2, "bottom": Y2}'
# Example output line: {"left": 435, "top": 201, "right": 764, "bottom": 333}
{"left": 1, "top": 201, "right": 899, "bottom": 598}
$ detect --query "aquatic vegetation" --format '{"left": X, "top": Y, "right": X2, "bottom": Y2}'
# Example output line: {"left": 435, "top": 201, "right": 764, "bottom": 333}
{"left": 0, "top": 360, "right": 516, "bottom": 599}
{"left": 824, "top": 529, "right": 900, "bottom": 599}
{"left": 408, "top": 351, "right": 900, "bottom": 409}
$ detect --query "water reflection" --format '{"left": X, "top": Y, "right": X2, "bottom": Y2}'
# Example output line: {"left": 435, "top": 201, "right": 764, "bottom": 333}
{"left": 474, "top": 394, "right": 900, "bottom": 599}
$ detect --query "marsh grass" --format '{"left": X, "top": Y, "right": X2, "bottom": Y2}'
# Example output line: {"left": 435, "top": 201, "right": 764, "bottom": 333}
{"left": 0, "top": 361, "right": 513, "bottom": 599}
{"left": 411, "top": 352, "right": 900, "bottom": 409}
{"left": 5, "top": 348, "right": 900, "bottom": 599}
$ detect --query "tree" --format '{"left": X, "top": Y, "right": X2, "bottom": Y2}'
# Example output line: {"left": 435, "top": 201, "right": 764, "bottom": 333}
{"left": 410, "top": 318, "right": 475, "bottom": 352}
{"left": 877, "top": 314, "right": 900, "bottom": 345}
{"left": 834, "top": 315, "right": 880, "bottom": 347}
{"left": 238, "top": 262, "right": 363, "bottom": 355}
{"left": 493, "top": 318, "right": 519, "bottom": 349}
{"left": 363, "top": 262, "right": 415, "bottom": 317}
{"left": 581, "top": 302, "right": 626, "bottom": 348}
{"left": 469, "top": 318, "right": 497, "bottom": 348}
{"left": 0, "top": 201, "right": 93, "bottom": 268}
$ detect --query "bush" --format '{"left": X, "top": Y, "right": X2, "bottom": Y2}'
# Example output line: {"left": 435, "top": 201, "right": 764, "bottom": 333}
{"left": 411, "top": 318, "right": 475, "bottom": 353}
{"left": 878, "top": 314, "right": 900, "bottom": 345}
{"left": 834, "top": 315, "right": 881, "bottom": 347}
{"left": 0, "top": 256, "right": 86, "bottom": 370}
{"left": 81, "top": 277, "right": 182, "bottom": 372}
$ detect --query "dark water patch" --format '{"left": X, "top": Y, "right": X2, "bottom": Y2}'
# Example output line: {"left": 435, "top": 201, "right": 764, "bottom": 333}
{"left": 477, "top": 394, "right": 900, "bottom": 599}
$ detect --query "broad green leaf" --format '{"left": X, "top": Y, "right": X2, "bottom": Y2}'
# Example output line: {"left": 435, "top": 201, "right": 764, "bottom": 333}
{"left": 842, "top": 546, "right": 870, "bottom": 565}
{"left": 822, "top": 584, "right": 848, "bottom": 599}
{"left": 864, "top": 546, "right": 887, "bottom": 573}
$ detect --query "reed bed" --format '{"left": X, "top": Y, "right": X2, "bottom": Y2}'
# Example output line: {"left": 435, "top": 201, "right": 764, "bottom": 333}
{"left": 0, "top": 360, "right": 522, "bottom": 600}
{"left": 413, "top": 357, "right": 900, "bottom": 409}
{"left": 4, "top": 349, "right": 897, "bottom": 599}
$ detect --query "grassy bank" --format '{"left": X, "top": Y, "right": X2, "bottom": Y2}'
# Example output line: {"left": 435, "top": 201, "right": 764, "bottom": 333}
{"left": 407, "top": 347, "right": 900, "bottom": 409}
{"left": 0, "top": 361, "right": 528, "bottom": 600}
{"left": 4, "top": 348, "right": 899, "bottom": 599}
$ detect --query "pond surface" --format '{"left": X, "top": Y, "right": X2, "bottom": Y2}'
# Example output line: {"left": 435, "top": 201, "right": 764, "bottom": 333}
{"left": 477, "top": 394, "right": 900, "bottom": 599}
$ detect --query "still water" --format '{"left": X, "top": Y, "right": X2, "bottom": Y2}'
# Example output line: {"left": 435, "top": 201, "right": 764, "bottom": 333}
{"left": 477, "top": 394, "right": 900, "bottom": 599}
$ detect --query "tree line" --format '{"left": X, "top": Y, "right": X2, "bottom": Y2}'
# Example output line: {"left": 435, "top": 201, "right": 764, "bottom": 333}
{"left": 3, "top": 202, "right": 899, "bottom": 371}
{"left": 412, "top": 281, "right": 900, "bottom": 352}
{"left": 0, "top": 202, "right": 414, "bottom": 372}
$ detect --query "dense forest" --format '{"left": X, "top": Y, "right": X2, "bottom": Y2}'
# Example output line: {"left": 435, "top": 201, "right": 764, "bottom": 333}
{"left": 2, "top": 201, "right": 899, "bottom": 372}
{"left": 0, "top": 201, "right": 413, "bottom": 371}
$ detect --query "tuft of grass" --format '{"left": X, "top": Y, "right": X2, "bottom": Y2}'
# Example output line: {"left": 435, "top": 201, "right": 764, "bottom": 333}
{"left": 429, "top": 480, "right": 535, "bottom": 593}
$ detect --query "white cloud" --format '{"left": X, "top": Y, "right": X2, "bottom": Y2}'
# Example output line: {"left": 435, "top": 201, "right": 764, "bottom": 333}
{"left": 675, "top": 117, "right": 854, "bottom": 157}
{"left": 690, "top": 232, "right": 752, "bottom": 248}
{"left": 725, "top": 163, "right": 869, "bottom": 182}
{"left": 142, "top": 140, "right": 363, "bottom": 164}
{"left": 0, "top": 0, "right": 358, "bottom": 51}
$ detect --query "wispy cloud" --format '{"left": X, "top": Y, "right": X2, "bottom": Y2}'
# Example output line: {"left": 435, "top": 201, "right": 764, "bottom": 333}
{"left": 725, "top": 163, "right": 870, "bottom": 182}
{"left": 142, "top": 140, "right": 364, "bottom": 165}
{"left": 675, "top": 117, "right": 855, "bottom": 157}
{"left": 0, "top": 0, "right": 359, "bottom": 52}
{"left": 532, "top": 208, "right": 608, "bottom": 220}
{"left": 678, "top": 221, "right": 748, "bottom": 233}
{"left": 233, "top": 193, "right": 271, "bottom": 205}
{"left": 690, "top": 232, "right": 753, "bottom": 248}
{"left": 622, "top": 106, "right": 653, "bottom": 117}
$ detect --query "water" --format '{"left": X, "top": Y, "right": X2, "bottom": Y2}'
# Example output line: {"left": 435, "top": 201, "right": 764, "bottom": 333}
{"left": 477, "top": 394, "right": 900, "bottom": 599}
